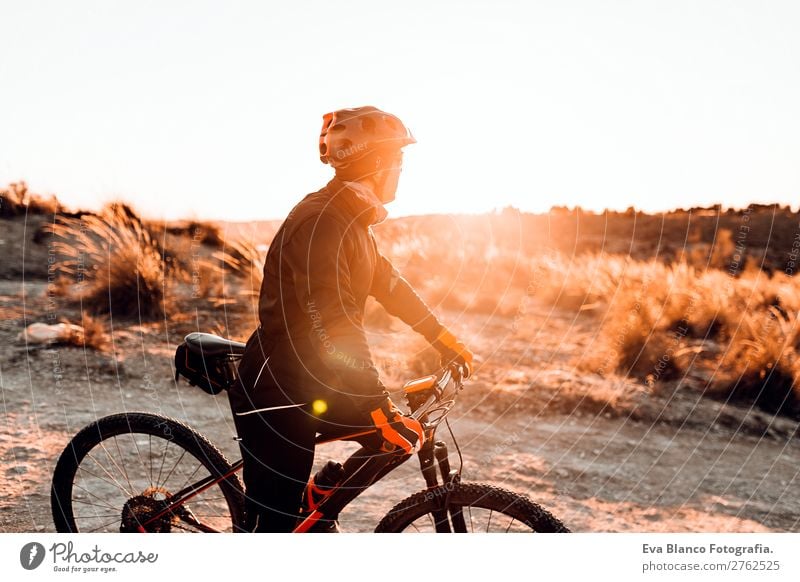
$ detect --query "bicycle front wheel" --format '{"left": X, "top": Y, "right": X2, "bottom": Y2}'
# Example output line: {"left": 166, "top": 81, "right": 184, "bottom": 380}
{"left": 51, "top": 412, "right": 245, "bottom": 533}
{"left": 375, "top": 482, "right": 570, "bottom": 533}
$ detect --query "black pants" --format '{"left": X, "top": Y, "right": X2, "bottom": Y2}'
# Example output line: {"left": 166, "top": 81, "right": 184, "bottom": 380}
{"left": 231, "top": 399, "right": 377, "bottom": 532}
{"left": 228, "top": 338, "right": 378, "bottom": 532}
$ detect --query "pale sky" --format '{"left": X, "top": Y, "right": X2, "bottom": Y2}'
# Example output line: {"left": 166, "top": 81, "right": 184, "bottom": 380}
{"left": 1, "top": 0, "right": 798, "bottom": 221}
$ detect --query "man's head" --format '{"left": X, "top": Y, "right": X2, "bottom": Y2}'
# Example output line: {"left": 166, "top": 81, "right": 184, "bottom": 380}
{"left": 318, "top": 106, "right": 415, "bottom": 203}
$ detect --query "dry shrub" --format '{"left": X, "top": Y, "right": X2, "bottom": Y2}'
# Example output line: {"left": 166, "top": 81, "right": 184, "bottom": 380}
{"left": 193, "top": 259, "right": 226, "bottom": 303}
{"left": 213, "top": 239, "right": 265, "bottom": 297}
{"left": 165, "top": 220, "right": 224, "bottom": 248}
{"left": 45, "top": 314, "right": 109, "bottom": 351}
{"left": 50, "top": 203, "right": 168, "bottom": 319}
{"left": 581, "top": 260, "right": 731, "bottom": 382}
{"left": 77, "top": 313, "right": 110, "bottom": 351}
{"left": 712, "top": 308, "right": 800, "bottom": 419}
{"left": 0, "top": 182, "right": 60, "bottom": 218}
{"left": 568, "top": 252, "right": 800, "bottom": 420}
{"left": 588, "top": 291, "right": 687, "bottom": 382}
{"left": 530, "top": 252, "right": 627, "bottom": 311}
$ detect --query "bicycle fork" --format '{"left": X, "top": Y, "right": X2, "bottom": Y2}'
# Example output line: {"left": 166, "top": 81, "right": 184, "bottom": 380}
{"left": 418, "top": 439, "right": 467, "bottom": 533}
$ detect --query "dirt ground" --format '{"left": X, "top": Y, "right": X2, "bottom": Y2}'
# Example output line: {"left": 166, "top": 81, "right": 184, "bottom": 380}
{"left": 2, "top": 277, "right": 798, "bottom": 533}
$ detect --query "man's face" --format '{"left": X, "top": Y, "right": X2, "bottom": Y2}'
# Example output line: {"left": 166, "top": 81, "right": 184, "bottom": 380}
{"left": 374, "top": 150, "right": 404, "bottom": 204}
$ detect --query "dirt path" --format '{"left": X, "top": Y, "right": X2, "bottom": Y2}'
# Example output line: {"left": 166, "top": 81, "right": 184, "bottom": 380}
{"left": 1, "top": 281, "right": 799, "bottom": 532}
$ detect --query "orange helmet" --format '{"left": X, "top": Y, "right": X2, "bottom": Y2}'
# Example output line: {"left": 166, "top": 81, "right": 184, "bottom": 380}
{"left": 319, "top": 106, "right": 416, "bottom": 168}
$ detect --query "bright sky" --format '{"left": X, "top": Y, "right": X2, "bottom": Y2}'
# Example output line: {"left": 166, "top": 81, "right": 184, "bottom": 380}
{"left": 1, "top": 1, "right": 799, "bottom": 221}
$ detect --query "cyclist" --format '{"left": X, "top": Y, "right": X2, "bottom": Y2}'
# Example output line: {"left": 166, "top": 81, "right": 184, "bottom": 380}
{"left": 227, "top": 106, "right": 474, "bottom": 532}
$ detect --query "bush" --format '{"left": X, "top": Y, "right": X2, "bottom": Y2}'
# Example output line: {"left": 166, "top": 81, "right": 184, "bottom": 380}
{"left": 50, "top": 202, "right": 168, "bottom": 319}
{"left": 0, "top": 182, "right": 60, "bottom": 218}
{"left": 212, "top": 239, "right": 265, "bottom": 297}
{"left": 712, "top": 308, "right": 800, "bottom": 419}
{"left": 165, "top": 220, "right": 224, "bottom": 248}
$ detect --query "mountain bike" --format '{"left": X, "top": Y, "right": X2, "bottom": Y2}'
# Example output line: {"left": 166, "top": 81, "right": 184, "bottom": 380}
{"left": 51, "top": 333, "right": 570, "bottom": 533}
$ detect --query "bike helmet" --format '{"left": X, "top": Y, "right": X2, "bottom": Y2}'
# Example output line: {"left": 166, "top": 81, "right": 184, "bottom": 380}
{"left": 319, "top": 106, "right": 416, "bottom": 168}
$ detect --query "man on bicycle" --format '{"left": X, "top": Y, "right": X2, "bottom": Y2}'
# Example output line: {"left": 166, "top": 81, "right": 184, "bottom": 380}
{"left": 228, "top": 106, "right": 474, "bottom": 532}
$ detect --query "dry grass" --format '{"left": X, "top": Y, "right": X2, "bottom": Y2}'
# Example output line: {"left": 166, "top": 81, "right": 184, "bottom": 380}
{"left": 212, "top": 239, "right": 265, "bottom": 297}
{"left": 49, "top": 202, "right": 169, "bottom": 319}
{"left": 165, "top": 220, "right": 224, "bottom": 248}
{"left": 79, "top": 313, "right": 110, "bottom": 350}
{"left": 550, "top": 254, "right": 800, "bottom": 419}
{"left": 0, "top": 182, "right": 60, "bottom": 218}
{"left": 712, "top": 308, "right": 800, "bottom": 418}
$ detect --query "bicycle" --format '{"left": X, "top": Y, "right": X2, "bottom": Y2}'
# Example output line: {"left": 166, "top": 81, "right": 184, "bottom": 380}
{"left": 51, "top": 333, "right": 570, "bottom": 533}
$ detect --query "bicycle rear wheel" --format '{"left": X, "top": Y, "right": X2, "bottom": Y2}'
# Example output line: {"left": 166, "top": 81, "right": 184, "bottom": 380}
{"left": 375, "top": 482, "right": 569, "bottom": 533}
{"left": 51, "top": 412, "right": 245, "bottom": 533}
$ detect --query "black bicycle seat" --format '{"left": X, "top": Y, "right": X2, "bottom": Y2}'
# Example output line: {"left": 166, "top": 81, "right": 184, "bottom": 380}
{"left": 184, "top": 332, "right": 246, "bottom": 357}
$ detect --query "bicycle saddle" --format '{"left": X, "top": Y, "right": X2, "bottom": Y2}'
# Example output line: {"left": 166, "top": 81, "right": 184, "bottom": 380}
{"left": 184, "top": 332, "right": 246, "bottom": 357}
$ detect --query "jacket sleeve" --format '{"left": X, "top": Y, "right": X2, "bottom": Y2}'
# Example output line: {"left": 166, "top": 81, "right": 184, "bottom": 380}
{"left": 282, "top": 215, "right": 388, "bottom": 413}
{"left": 369, "top": 238, "right": 444, "bottom": 344}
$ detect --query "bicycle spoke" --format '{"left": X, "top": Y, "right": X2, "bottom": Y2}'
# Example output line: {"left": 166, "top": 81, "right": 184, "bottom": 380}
{"left": 159, "top": 448, "right": 189, "bottom": 490}
{"left": 80, "top": 453, "right": 132, "bottom": 496}
{"left": 486, "top": 509, "right": 493, "bottom": 532}
{"left": 468, "top": 506, "right": 474, "bottom": 533}
{"left": 92, "top": 448, "right": 134, "bottom": 495}
{"left": 505, "top": 517, "right": 517, "bottom": 533}
{"left": 172, "top": 460, "right": 204, "bottom": 495}
{"left": 112, "top": 435, "right": 139, "bottom": 491}
{"left": 154, "top": 435, "right": 171, "bottom": 488}
{"left": 97, "top": 439, "right": 134, "bottom": 495}
{"left": 72, "top": 483, "right": 123, "bottom": 512}
{"left": 72, "top": 497, "right": 122, "bottom": 511}
{"left": 126, "top": 430, "right": 151, "bottom": 490}
{"left": 148, "top": 435, "right": 154, "bottom": 486}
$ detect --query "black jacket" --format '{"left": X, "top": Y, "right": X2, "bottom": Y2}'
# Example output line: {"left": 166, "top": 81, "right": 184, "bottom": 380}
{"left": 231, "top": 178, "right": 443, "bottom": 414}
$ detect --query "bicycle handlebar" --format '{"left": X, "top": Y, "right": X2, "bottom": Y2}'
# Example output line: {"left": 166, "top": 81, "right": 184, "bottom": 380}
{"left": 407, "top": 364, "right": 466, "bottom": 426}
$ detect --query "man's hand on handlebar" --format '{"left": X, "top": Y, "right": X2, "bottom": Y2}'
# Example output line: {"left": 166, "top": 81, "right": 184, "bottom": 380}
{"left": 433, "top": 327, "right": 474, "bottom": 378}
{"left": 369, "top": 399, "right": 425, "bottom": 455}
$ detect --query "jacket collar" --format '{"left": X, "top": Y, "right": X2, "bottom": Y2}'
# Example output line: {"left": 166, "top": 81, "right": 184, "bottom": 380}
{"left": 326, "top": 177, "right": 388, "bottom": 226}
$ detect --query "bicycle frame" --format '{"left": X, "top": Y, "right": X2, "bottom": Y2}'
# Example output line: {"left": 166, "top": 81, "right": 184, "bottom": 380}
{"left": 139, "top": 367, "right": 465, "bottom": 533}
